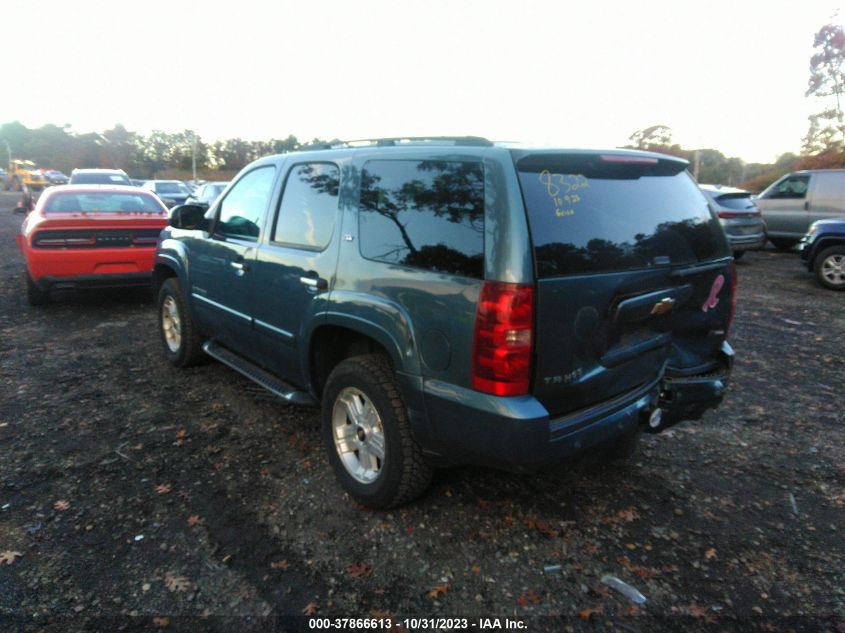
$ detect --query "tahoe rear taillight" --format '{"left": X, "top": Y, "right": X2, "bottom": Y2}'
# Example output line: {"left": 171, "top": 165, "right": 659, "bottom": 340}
{"left": 472, "top": 281, "right": 534, "bottom": 396}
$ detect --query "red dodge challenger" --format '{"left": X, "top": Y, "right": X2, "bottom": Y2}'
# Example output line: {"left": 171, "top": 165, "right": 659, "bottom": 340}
{"left": 17, "top": 185, "right": 170, "bottom": 305}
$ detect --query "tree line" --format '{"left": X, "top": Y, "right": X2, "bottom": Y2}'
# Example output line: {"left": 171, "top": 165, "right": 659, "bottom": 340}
{"left": 0, "top": 121, "right": 329, "bottom": 180}
{"left": 3, "top": 22, "right": 844, "bottom": 189}
{"left": 0, "top": 118, "right": 795, "bottom": 190}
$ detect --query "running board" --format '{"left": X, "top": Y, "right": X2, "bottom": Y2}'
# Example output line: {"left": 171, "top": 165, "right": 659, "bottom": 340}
{"left": 203, "top": 341, "right": 317, "bottom": 407}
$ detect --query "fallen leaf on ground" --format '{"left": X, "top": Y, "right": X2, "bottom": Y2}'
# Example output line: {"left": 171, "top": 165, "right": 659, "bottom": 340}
{"left": 186, "top": 515, "right": 203, "bottom": 527}
{"left": 271, "top": 559, "right": 290, "bottom": 570}
{"left": 155, "top": 484, "right": 172, "bottom": 495}
{"left": 579, "top": 607, "right": 602, "bottom": 619}
{"left": 471, "top": 565, "right": 481, "bottom": 573}
{"left": 152, "top": 616, "right": 170, "bottom": 628}
{"left": 302, "top": 602, "right": 318, "bottom": 615}
{"left": 0, "top": 551, "right": 23, "bottom": 565}
{"left": 517, "top": 590, "right": 541, "bottom": 606}
{"left": 53, "top": 500, "right": 70, "bottom": 511}
{"left": 428, "top": 582, "right": 450, "bottom": 599}
{"left": 347, "top": 563, "right": 373, "bottom": 578}
{"left": 687, "top": 603, "right": 716, "bottom": 622}
{"left": 704, "top": 547, "right": 717, "bottom": 560}
{"left": 523, "top": 516, "right": 559, "bottom": 537}
{"left": 164, "top": 573, "right": 191, "bottom": 592}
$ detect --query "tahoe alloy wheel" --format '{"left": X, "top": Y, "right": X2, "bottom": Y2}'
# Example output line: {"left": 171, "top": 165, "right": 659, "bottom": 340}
{"left": 157, "top": 278, "right": 205, "bottom": 366}
{"left": 321, "top": 354, "right": 433, "bottom": 508}
{"left": 161, "top": 295, "right": 182, "bottom": 353}
{"left": 331, "top": 387, "right": 386, "bottom": 484}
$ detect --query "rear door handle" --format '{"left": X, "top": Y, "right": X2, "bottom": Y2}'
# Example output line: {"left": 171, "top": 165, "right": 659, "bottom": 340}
{"left": 804, "top": 201, "right": 810, "bottom": 211}
{"left": 300, "top": 275, "right": 328, "bottom": 290}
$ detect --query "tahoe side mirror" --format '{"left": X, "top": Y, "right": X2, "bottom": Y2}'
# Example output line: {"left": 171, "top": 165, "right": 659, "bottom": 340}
{"left": 169, "top": 204, "right": 209, "bottom": 231}
{"left": 13, "top": 205, "right": 29, "bottom": 215}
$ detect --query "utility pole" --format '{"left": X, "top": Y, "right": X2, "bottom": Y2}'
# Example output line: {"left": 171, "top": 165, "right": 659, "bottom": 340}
{"left": 191, "top": 134, "right": 198, "bottom": 185}
{"left": 3, "top": 140, "right": 11, "bottom": 167}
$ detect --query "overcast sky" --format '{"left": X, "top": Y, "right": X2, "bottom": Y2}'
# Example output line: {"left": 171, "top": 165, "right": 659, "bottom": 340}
{"left": 4, "top": 0, "right": 843, "bottom": 163}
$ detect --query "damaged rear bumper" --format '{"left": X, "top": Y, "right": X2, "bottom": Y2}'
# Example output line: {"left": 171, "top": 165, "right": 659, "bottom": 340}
{"left": 651, "top": 340, "right": 735, "bottom": 432}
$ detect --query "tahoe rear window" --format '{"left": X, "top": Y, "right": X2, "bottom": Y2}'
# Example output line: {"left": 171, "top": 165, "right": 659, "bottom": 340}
{"left": 516, "top": 154, "right": 729, "bottom": 277}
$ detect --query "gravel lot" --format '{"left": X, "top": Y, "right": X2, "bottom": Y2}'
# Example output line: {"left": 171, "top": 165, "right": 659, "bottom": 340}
{"left": 0, "top": 191, "right": 843, "bottom": 632}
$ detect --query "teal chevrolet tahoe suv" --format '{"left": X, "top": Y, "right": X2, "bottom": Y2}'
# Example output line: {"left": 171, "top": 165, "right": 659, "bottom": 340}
{"left": 153, "top": 137, "right": 736, "bottom": 508}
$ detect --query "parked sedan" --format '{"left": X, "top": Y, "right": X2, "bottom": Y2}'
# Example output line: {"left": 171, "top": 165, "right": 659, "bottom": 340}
{"left": 142, "top": 180, "right": 192, "bottom": 208}
{"left": 43, "top": 170, "right": 70, "bottom": 185}
{"left": 800, "top": 217, "right": 845, "bottom": 290}
{"left": 185, "top": 181, "right": 229, "bottom": 209}
{"left": 16, "top": 185, "right": 169, "bottom": 305}
{"left": 699, "top": 185, "right": 767, "bottom": 259}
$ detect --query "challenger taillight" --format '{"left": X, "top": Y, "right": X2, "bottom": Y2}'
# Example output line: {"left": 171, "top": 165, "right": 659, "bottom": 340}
{"left": 33, "top": 234, "right": 96, "bottom": 248}
{"left": 472, "top": 281, "right": 534, "bottom": 396}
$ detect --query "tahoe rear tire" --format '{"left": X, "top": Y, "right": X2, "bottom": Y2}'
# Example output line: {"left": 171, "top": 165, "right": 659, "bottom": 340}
{"left": 321, "top": 354, "right": 433, "bottom": 508}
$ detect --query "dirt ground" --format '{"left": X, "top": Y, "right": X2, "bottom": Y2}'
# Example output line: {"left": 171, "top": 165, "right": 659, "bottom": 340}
{"left": 0, "top": 191, "right": 843, "bottom": 633}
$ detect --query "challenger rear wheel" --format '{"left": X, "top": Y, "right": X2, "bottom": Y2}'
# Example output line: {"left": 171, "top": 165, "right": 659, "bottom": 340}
{"left": 25, "top": 272, "right": 49, "bottom": 306}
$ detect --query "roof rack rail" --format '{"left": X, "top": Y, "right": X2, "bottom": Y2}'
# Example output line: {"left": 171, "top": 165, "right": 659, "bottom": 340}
{"left": 330, "top": 136, "right": 493, "bottom": 148}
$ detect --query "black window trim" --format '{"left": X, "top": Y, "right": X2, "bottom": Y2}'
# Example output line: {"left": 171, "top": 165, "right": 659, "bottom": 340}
{"left": 212, "top": 164, "right": 277, "bottom": 242}
{"left": 268, "top": 160, "right": 340, "bottom": 252}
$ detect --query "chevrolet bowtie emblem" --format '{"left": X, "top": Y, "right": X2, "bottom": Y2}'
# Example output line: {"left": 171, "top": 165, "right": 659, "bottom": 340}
{"left": 651, "top": 297, "right": 676, "bottom": 315}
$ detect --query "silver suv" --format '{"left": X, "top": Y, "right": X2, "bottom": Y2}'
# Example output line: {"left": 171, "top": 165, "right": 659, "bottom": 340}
{"left": 699, "top": 185, "right": 766, "bottom": 259}
{"left": 755, "top": 169, "right": 845, "bottom": 249}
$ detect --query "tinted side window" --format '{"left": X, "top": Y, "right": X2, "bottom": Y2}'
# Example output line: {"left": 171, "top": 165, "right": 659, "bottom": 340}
{"left": 359, "top": 160, "right": 484, "bottom": 278}
{"left": 216, "top": 166, "right": 276, "bottom": 240}
{"left": 273, "top": 163, "right": 339, "bottom": 249}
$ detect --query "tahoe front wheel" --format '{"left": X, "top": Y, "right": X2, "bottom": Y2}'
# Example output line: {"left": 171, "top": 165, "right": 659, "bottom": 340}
{"left": 321, "top": 354, "right": 433, "bottom": 508}
{"left": 157, "top": 278, "right": 205, "bottom": 367}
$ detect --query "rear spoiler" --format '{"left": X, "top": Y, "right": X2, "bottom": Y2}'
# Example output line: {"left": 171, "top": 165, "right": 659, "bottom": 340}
{"left": 513, "top": 151, "right": 688, "bottom": 178}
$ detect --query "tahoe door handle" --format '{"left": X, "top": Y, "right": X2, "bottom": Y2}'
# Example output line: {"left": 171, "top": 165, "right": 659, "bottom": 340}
{"left": 804, "top": 201, "right": 810, "bottom": 211}
{"left": 231, "top": 260, "right": 249, "bottom": 273}
{"left": 300, "top": 275, "right": 328, "bottom": 290}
